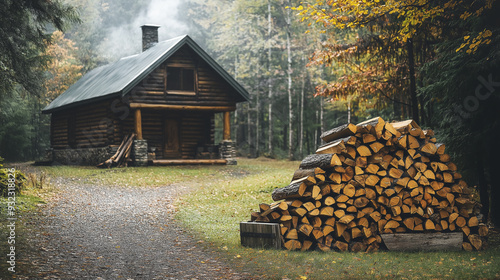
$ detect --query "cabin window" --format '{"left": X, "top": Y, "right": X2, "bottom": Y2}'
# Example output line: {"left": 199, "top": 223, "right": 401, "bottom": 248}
{"left": 166, "top": 67, "right": 195, "bottom": 95}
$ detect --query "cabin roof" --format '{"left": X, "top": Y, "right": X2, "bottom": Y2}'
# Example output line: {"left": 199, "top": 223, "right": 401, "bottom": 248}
{"left": 42, "top": 35, "right": 250, "bottom": 113}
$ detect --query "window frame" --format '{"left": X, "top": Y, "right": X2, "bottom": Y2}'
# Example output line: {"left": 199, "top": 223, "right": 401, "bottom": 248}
{"left": 165, "top": 66, "right": 197, "bottom": 96}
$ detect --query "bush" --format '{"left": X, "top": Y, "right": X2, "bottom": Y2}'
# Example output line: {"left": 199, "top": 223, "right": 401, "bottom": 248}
{"left": 0, "top": 156, "right": 27, "bottom": 197}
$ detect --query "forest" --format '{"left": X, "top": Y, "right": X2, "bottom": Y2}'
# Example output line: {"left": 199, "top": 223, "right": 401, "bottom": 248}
{"left": 0, "top": 0, "right": 498, "bottom": 225}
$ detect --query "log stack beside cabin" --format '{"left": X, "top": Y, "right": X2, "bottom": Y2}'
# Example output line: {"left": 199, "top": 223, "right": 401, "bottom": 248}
{"left": 250, "top": 117, "right": 488, "bottom": 252}
{"left": 43, "top": 25, "right": 249, "bottom": 166}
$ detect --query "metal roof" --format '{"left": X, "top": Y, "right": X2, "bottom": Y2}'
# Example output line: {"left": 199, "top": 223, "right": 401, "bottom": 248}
{"left": 42, "top": 35, "right": 250, "bottom": 113}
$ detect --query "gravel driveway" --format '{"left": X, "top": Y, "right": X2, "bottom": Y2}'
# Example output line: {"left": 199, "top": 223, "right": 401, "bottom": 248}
{"left": 20, "top": 178, "right": 249, "bottom": 279}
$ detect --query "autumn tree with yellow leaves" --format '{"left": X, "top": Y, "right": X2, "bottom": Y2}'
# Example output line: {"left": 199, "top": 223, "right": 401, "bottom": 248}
{"left": 292, "top": 0, "right": 500, "bottom": 226}
{"left": 43, "top": 31, "right": 83, "bottom": 103}
{"left": 292, "top": 0, "right": 495, "bottom": 124}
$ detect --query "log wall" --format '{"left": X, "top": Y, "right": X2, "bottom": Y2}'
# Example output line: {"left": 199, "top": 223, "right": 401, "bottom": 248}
{"left": 129, "top": 45, "right": 239, "bottom": 107}
{"left": 51, "top": 98, "right": 217, "bottom": 160}
{"left": 51, "top": 100, "right": 116, "bottom": 149}
{"left": 179, "top": 112, "right": 215, "bottom": 159}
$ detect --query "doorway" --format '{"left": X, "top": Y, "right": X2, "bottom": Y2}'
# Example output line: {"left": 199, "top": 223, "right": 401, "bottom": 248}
{"left": 163, "top": 116, "right": 180, "bottom": 158}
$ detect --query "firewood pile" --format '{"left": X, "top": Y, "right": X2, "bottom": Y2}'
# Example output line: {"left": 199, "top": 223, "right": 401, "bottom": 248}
{"left": 250, "top": 117, "right": 488, "bottom": 252}
{"left": 97, "top": 134, "right": 136, "bottom": 168}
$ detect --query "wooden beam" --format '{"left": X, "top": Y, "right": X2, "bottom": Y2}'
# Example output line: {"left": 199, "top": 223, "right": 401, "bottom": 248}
{"left": 135, "top": 109, "right": 143, "bottom": 140}
{"left": 223, "top": 111, "right": 231, "bottom": 140}
{"left": 151, "top": 159, "right": 227, "bottom": 165}
{"left": 381, "top": 232, "right": 463, "bottom": 251}
{"left": 129, "top": 103, "right": 236, "bottom": 112}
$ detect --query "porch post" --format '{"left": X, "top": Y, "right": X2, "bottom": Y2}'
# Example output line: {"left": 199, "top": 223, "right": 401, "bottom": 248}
{"left": 135, "top": 109, "right": 143, "bottom": 140}
{"left": 220, "top": 111, "right": 236, "bottom": 165}
{"left": 133, "top": 108, "right": 147, "bottom": 166}
{"left": 223, "top": 111, "right": 231, "bottom": 140}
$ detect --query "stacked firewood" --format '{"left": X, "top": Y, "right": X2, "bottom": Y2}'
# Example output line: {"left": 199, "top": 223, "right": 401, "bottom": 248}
{"left": 97, "top": 134, "right": 136, "bottom": 168}
{"left": 251, "top": 117, "right": 488, "bottom": 252}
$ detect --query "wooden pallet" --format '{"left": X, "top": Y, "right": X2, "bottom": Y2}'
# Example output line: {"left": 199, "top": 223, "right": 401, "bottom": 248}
{"left": 240, "top": 222, "right": 281, "bottom": 249}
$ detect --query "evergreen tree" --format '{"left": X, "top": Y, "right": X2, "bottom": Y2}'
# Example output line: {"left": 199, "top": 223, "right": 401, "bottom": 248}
{"left": 0, "top": 0, "right": 78, "bottom": 96}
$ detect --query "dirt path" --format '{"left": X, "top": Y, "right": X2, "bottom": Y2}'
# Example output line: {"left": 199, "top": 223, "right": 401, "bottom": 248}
{"left": 19, "top": 178, "right": 251, "bottom": 279}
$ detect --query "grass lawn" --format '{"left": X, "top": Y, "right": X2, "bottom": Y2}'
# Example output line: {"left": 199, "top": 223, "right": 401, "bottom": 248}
{"left": 4, "top": 159, "right": 500, "bottom": 279}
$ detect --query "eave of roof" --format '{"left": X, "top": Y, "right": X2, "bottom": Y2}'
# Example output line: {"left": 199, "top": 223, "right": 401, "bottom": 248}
{"left": 42, "top": 35, "right": 250, "bottom": 114}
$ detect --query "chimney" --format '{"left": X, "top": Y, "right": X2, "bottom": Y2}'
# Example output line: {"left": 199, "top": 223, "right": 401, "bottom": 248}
{"left": 141, "top": 24, "right": 160, "bottom": 51}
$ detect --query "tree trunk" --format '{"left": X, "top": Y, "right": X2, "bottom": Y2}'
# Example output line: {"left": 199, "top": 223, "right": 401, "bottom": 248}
{"left": 407, "top": 38, "right": 419, "bottom": 123}
{"left": 234, "top": 105, "right": 238, "bottom": 143}
{"left": 267, "top": 0, "right": 273, "bottom": 155}
{"left": 476, "top": 150, "right": 489, "bottom": 222}
{"left": 314, "top": 111, "right": 319, "bottom": 148}
{"left": 488, "top": 147, "right": 500, "bottom": 226}
{"left": 233, "top": 14, "right": 239, "bottom": 144}
{"left": 319, "top": 96, "right": 324, "bottom": 146}
{"left": 299, "top": 65, "right": 305, "bottom": 158}
{"left": 286, "top": 5, "right": 293, "bottom": 159}
{"left": 347, "top": 97, "right": 351, "bottom": 123}
{"left": 247, "top": 103, "right": 252, "bottom": 157}
{"left": 256, "top": 64, "right": 260, "bottom": 156}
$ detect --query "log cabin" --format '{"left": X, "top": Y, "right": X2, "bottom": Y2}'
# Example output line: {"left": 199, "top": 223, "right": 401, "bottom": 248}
{"left": 42, "top": 25, "right": 249, "bottom": 166}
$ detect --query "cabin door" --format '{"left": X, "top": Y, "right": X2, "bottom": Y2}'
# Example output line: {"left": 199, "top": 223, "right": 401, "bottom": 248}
{"left": 163, "top": 117, "right": 181, "bottom": 158}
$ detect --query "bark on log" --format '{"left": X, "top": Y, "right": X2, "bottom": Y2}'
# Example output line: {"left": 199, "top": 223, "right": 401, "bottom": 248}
{"left": 320, "top": 123, "right": 357, "bottom": 143}
{"left": 299, "top": 154, "right": 342, "bottom": 169}
{"left": 272, "top": 180, "right": 308, "bottom": 201}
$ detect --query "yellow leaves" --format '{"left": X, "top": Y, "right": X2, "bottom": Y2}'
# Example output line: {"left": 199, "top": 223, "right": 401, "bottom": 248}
{"left": 456, "top": 29, "right": 494, "bottom": 54}
{"left": 43, "top": 30, "right": 83, "bottom": 102}
{"left": 443, "top": 0, "right": 457, "bottom": 9}
{"left": 460, "top": 11, "right": 472, "bottom": 20}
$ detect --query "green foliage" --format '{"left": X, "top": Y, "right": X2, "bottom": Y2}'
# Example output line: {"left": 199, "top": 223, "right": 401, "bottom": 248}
{"left": 0, "top": 0, "right": 77, "bottom": 161}
{"left": 0, "top": 0, "right": 79, "bottom": 96}
{"left": 0, "top": 157, "right": 27, "bottom": 197}
{"left": 0, "top": 88, "right": 50, "bottom": 161}
{"left": 0, "top": 92, "right": 35, "bottom": 161}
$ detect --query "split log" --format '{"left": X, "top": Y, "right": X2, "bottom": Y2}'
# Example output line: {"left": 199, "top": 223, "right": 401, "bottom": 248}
{"left": 299, "top": 154, "right": 342, "bottom": 169}
{"left": 321, "top": 123, "right": 357, "bottom": 143}
{"left": 271, "top": 177, "right": 309, "bottom": 201}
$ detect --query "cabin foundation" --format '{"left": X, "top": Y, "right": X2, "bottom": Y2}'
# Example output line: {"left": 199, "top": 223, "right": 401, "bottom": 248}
{"left": 52, "top": 146, "right": 115, "bottom": 166}
{"left": 220, "top": 140, "right": 237, "bottom": 165}
{"left": 132, "top": 140, "right": 148, "bottom": 167}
